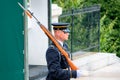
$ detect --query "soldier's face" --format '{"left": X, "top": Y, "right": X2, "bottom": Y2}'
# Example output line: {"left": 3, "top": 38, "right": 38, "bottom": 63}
{"left": 54, "top": 30, "right": 69, "bottom": 42}
{"left": 60, "top": 30, "right": 69, "bottom": 41}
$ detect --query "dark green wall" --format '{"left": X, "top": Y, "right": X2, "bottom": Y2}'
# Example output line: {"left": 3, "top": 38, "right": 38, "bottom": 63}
{"left": 0, "top": 0, "right": 24, "bottom": 80}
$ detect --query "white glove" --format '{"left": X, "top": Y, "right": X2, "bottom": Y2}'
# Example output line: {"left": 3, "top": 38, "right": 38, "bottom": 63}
{"left": 77, "top": 70, "right": 89, "bottom": 78}
{"left": 77, "top": 70, "right": 81, "bottom": 78}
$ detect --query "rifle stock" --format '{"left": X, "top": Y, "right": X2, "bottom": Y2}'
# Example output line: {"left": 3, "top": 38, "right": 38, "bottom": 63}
{"left": 18, "top": 2, "right": 78, "bottom": 70}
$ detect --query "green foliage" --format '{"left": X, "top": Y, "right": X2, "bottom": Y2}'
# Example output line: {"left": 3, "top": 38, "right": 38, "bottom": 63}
{"left": 52, "top": 0, "right": 120, "bottom": 57}
{"left": 99, "top": 0, "right": 120, "bottom": 57}
{"left": 100, "top": 16, "right": 120, "bottom": 56}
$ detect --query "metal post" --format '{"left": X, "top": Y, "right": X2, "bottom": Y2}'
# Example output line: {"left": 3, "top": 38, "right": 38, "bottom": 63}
{"left": 24, "top": 0, "right": 29, "bottom": 80}
{"left": 71, "top": 8, "right": 74, "bottom": 60}
{"left": 48, "top": 0, "right": 52, "bottom": 45}
{"left": 98, "top": 10, "right": 100, "bottom": 52}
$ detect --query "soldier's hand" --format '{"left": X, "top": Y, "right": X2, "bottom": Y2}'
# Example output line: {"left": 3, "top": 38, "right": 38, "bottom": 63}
{"left": 77, "top": 69, "right": 89, "bottom": 78}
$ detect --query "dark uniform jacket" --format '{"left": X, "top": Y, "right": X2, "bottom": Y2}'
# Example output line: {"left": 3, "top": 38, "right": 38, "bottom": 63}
{"left": 46, "top": 43, "right": 77, "bottom": 80}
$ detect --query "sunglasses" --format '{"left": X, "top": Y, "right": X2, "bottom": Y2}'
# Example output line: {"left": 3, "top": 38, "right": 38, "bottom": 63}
{"left": 62, "top": 29, "right": 70, "bottom": 33}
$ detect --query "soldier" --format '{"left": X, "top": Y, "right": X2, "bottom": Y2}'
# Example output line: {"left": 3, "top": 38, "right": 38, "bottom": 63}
{"left": 46, "top": 23, "right": 89, "bottom": 80}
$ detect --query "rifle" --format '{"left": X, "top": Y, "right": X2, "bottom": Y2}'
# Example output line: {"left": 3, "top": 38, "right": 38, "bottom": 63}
{"left": 18, "top": 2, "right": 78, "bottom": 70}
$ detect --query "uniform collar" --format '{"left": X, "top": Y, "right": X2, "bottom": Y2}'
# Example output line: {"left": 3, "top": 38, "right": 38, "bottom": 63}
{"left": 57, "top": 40, "right": 63, "bottom": 47}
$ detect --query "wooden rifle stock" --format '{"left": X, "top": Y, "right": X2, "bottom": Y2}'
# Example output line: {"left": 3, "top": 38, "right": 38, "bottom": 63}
{"left": 18, "top": 2, "right": 78, "bottom": 70}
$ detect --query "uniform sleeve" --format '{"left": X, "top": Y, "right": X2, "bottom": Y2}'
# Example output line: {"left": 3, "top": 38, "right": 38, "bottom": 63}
{"left": 46, "top": 47, "right": 77, "bottom": 80}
